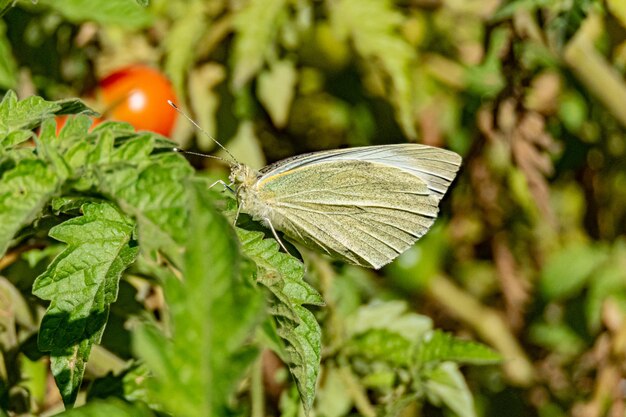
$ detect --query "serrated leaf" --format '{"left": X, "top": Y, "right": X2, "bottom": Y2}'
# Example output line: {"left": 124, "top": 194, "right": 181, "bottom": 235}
{"left": 423, "top": 362, "right": 476, "bottom": 417}
{"left": 54, "top": 99, "right": 99, "bottom": 117}
{"left": 32, "top": 202, "right": 138, "bottom": 407}
{"left": 0, "top": 91, "right": 60, "bottom": 140}
{"left": 54, "top": 399, "right": 155, "bottom": 417}
{"left": 257, "top": 59, "right": 298, "bottom": 128}
{"left": 0, "top": 21, "right": 17, "bottom": 89}
{"left": 0, "top": 91, "right": 96, "bottom": 145}
{"left": 237, "top": 228, "right": 323, "bottom": 412}
{"left": 231, "top": 0, "right": 288, "bottom": 89}
{"left": 36, "top": 0, "right": 153, "bottom": 28}
{"left": 330, "top": 0, "right": 417, "bottom": 138}
{"left": 133, "top": 183, "right": 263, "bottom": 416}
{"left": 0, "top": 159, "right": 60, "bottom": 257}
{"left": 417, "top": 330, "right": 501, "bottom": 366}
{"left": 96, "top": 141, "right": 193, "bottom": 264}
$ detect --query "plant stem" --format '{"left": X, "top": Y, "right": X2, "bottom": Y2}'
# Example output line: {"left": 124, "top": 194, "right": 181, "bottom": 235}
{"left": 251, "top": 354, "right": 265, "bottom": 417}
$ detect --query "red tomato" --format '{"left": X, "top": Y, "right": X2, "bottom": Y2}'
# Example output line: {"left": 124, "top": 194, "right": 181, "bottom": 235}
{"left": 98, "top": 65, "right": 178, "bottom": 136}
{"left": 55, "top": 115, "right": 68, "bottom": 135}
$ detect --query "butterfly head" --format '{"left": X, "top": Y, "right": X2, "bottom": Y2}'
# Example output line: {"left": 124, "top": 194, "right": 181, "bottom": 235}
{"left": 229, "top": 163, "right": 258, "bottom": 188}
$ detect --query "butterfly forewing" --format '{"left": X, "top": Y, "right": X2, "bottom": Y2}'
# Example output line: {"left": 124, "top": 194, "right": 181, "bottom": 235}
{"left": 251, "top": 145, "right": 461, "bottom": 269}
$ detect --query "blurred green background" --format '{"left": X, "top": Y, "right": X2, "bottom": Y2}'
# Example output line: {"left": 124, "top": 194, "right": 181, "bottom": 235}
{"left": 2, "top": 0, "right": 626, "bottom": 416}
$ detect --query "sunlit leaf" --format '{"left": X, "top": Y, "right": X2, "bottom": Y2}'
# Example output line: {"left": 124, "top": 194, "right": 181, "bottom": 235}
{"left": 0, "top": 159, "right": 59, "bottom": 257}
{"left": 257, "top": 59, "right": 298, "bottom": 128}
{"left": 423, "top": 362, "right": 476, "bottom": 417}
{"left": 133, "top": 183, "right": 263, "bottom": 416}
{"left": 238, "top": 228, "right": 323, "bottom": 412}
{"left": 36, "top": 0, "right": 153, "bottom": 28}
{"left": 33, "top": 202, "right": 137, "bottom": 407}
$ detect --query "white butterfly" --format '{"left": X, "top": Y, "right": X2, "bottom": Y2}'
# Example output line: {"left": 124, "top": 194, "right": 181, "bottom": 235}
{"left": 170, "top": 102, "right": 461, "bottom": 269}
{"left": 229, "top": 144, "right": 461, "bottom": 269}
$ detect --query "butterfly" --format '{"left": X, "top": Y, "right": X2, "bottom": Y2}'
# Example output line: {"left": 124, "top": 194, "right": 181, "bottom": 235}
{"left": 170, "top": 103, "right": 461, "bottom": 269}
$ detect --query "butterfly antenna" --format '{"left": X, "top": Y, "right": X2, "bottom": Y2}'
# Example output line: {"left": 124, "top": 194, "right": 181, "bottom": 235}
{"left": 168, "top": 100, "right": 238, "bottom": 164}
{"left": 171, "top": 147, "right": 225, "bottom": 162}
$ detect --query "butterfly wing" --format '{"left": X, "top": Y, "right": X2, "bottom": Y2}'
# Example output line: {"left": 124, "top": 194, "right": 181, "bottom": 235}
{"left": 254, "top": 144, "right": 461, "bottom": 269}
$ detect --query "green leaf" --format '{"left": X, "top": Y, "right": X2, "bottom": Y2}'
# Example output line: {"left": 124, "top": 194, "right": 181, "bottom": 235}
{"left": 32, "top": 202, "right": 138, "bottom": 407}
{"left": 54, "top": 98, "right": 100, "bottom": 117}
{"left": 417, "top": 330, "right": 502, "bottom": 366}
{"left": 346, "top": 301, "right": 432, "bottom": 341}
{"left": 133, "top": 183, "right": 263, "bottom": 417}
{"left": 0, "top": 21, "right": 17, "bottom": 89}
{"left": 330, "top": 0, "right": 417, "bottom": 138}
{"left": 231, "top": 0, "right": 288, "bottom": 89}
{"left": 97, "top": 141, "right": 193, "bottom": 264}
{"left": 36, "top": 0, "right": 153, "bottom": 28}
{"left": 55, "top": 399, "right": 155, "bottom": 417}
{"left": 528, "top": 322, "right": 586, "bottom": 358}
{"left": 346, "top": 328, "right": 413, "bottom": 366}
{"left": 257, "top": 59, "right": 298, "bottom": 128}
{"left": 0, "top": 91, "right": 96, "bottom": 145}
{"left": 423, "top": 362, "right": 476, "bottom": 417}
{"left": 540, "top": 243, "right": 609, "bottom": 300}
{"left": 237, "top": 228, "right": 323, "bottom": 412}
{"left": 0, "top": 91, "right": 59, "bottom": 140}
{"left": 87, "top": 362, "right": 151, "bottom": 405}
{"left": 464, "top": 28, "right": 506, "bottom": 97}
{"left": 586, "top": 260, "right": 626, "bottom": 333}
{"left": 0, "top": 159, "right": 60, "bottom": 257}
{"left": 164, "top": 0, "right": 206, "bottom": 96}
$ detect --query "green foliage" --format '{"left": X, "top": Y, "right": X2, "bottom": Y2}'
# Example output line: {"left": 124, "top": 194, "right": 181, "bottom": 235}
{"left": 4, "top": 0, "right": 626, "bottom": 416}
{"left": 238, "top": 228, "right": 323, "bottom": 412}
{"left": 0, "top": 89, "right": 496, "bottom": 416}
{"left": 133, "top": 183, "right": 263, "bottom": 416}
{"left": 36, "top": 0, "right": 153, "bottom": 28}
{"left": 33, "top": 202, "right": 137, "bottom": 407}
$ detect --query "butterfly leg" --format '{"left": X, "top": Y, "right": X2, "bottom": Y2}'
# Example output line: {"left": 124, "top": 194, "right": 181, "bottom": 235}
{"left": 209, "top": 179, "right": 235, "bottom": 194}
{"left": 265, "top": 218, "right": 291, "bottom": 254}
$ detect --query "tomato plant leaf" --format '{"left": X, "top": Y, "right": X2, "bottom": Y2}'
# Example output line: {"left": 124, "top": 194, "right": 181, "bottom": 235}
{"left": 133, "top": 183, "right": 263, "bottom": 417}
{"left": 36, "top": 0, "right": 153, "bottom": 29}
{"left": 97, "top": 139, "right": 193, "bottom": 264}
{"left": 416, "top": 330, "right": 502, "bottom": 366}
{"left": 423, "top": 362, "right": 476, "bottom": 417}
{"left": 0, "top": 159, "right": 60, "bottom": 257}
{"left": 237, "top": 228, "right": 323, "bottom": 413}
{"left": 32, "top": 202, "right": 138, "bottom": 407}
{"left": 0, "top": 91, "right": 96, "bottom": 147}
